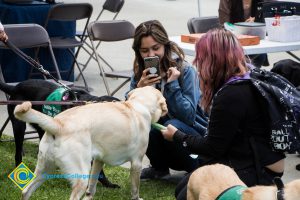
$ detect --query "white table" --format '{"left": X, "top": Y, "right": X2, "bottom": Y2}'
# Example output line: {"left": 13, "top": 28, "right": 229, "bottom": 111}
{"left": 170, "top": 36, "right": 300, "bottom": 61}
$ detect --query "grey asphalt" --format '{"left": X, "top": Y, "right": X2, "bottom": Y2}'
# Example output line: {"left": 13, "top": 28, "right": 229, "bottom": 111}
{"left": 0, "top": 0, "right": 299, "bottom": 187}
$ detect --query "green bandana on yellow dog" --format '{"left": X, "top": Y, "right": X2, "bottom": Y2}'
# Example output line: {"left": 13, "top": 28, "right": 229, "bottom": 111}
{"left": 216, "top": 185, "right": 247, "bottom": 200}
{"left": 42, "top": 87, "right": 68, "bottom": 117}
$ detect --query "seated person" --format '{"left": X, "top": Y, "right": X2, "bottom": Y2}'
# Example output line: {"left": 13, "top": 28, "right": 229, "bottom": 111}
{"left": 218, "top": 0, "right": 269, "bottom": 67}
{"left": 127, "top": 20, "right": 208, "bottom": 179}
{"left": 160, "top": 28, "right": 285, "bottom": 200}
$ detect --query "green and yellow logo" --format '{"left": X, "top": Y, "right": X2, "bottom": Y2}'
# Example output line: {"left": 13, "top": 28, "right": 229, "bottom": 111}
{"left": 8, "top": 162, "right": 35, "bottom": 190}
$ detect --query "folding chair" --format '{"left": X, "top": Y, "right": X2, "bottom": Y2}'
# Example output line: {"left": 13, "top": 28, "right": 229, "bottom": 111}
{"left": 43, "top": 3, "right": 93, "bottom": 91}
{"left": 87, "top": 20, "right": 135, "bottom": 96}
{"left": 95, "top": 0, "right": 125, "bottom": 22}
{"left": 0, "top": 23, "right": 70, "bottom": 141}
{"left": 187, "top": 16, "right": 220, "bottom": 33}
{"left": 76, "top": 0, "right": 125, "bottom": 81}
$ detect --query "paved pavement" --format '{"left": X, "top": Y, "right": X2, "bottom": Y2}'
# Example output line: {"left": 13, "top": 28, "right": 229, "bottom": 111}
{"left": 1, "top": 0, "right": 300, "bottom": 185}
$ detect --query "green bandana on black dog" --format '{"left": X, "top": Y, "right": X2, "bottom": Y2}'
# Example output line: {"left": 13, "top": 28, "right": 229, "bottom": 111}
{"left": 42, "top": 87, "right": 69, "bottom": 117}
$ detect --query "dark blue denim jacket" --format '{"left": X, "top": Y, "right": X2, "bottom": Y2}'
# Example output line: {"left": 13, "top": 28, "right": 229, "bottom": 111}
{"left": 126, "top": 61, "right": 208, "bottom": 135}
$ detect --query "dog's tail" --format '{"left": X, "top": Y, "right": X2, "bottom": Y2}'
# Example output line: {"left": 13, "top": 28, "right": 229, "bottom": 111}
{"left": 0, "top": 80, "right": 15, "bottom": 95}
{"left": 14, "top": 102, "right": 61, "bottom": 135}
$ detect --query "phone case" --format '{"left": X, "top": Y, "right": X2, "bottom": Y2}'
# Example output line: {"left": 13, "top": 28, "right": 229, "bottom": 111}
{"left": 144, "top": 56, "right": 160, "bottom": 75}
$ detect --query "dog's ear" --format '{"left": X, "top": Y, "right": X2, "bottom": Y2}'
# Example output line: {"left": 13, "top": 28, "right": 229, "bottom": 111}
{"left": 159, "top": 97, "right": 168, "bottom": 116}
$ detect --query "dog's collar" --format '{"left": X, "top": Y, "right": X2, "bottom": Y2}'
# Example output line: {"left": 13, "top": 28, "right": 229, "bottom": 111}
{"left": 273, "top": 177, "right": 285, "bottom": 200}
{"left": 216, "top": 185, "right": 247, "bottom": 200}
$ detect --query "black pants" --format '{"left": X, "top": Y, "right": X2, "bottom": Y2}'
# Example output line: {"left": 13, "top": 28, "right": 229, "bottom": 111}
{"left": 146, "top": 117, "right": 203, "bottom": 173}
{"left": 146, "top": 128, "right": 201, "bottom": 172}
{"left": 175, "top": 166, "right": 283, "bottom": 200}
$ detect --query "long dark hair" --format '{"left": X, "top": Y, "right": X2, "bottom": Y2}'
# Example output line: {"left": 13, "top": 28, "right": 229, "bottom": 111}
{"left": 194, "top": 28, "right": 248, "bottom": 112}
{"left": 132, "top": 20, "right": 185, "bottom": 80}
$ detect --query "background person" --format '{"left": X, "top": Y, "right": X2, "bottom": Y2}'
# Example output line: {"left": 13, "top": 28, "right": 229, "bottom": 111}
{"left": 128, "top": 20, "right": 208, "bottom": 180}
{"left": 160, "top": 28, "right": 285, "bottom": 200}
{"left": 218, "top": 0, "right": 263, "bottom": 24}
{"left": 218, "top": 0, "right": 269, "bottom": 68}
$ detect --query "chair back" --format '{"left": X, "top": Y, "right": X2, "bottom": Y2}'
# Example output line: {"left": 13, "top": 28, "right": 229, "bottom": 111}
{"left": 45, "top": 3, "right": 93, "bottom": 39}
{"left": 187, "top": 16, "right": 220, "bottom": 33}
{"left": 88, "top": 20, "right": 135, "bottom": 42}
{"left": 45, "top": 3, "right": 93, "bottom": 22}
{"left": 0, "top": 24, "right": 50, "bottom": 49}
{"left": 0, "top": 24, "right": 61, "bottom": 79}
{"left": 103, "top": 0, "right": 124, "bottom": 13}
{"left": 96, "top": 0, "right": 125, "bottom": 21}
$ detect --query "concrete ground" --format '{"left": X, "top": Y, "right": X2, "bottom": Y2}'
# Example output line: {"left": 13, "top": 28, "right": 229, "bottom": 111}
{"left": 1, "top": 0, "right": 300, "bottom": 186}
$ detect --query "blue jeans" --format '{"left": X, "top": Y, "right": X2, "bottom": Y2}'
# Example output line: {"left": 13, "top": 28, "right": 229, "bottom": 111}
{"left": 146, "top": 118, "right": 205, "bottom": 173}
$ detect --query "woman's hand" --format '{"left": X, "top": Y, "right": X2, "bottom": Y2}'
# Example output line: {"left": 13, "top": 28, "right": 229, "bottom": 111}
{"left": 245, "top": 17, "right": 255, "bottom": 22}
{"left": 0, "top": 31, "right": 8, "bottom": 42}
{"left": 137, "top": 68, "right": 161, "bottom": 88}
{"left": 161, "top": 124, "right": 178, "bottom": 141}
{"left": 167, "top": 67, "right": 180, "bottom": 83}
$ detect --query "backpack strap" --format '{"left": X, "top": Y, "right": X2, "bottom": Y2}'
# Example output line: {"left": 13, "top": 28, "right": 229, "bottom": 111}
{"left": 248, "top": 136, "right": 263, "bottom": 184}
{"left": 219, "top": 68, "right": 264, "bottom": 184}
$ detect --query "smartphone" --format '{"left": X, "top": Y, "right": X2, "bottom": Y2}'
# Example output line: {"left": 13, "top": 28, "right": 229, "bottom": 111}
{"left": 144, "top": 56, "right": 160, "bottom": 76}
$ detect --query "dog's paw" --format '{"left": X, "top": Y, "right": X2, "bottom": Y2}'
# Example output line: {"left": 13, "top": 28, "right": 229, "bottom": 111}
{"left": 14, "top": 101, "right": 32, "bottom": 115}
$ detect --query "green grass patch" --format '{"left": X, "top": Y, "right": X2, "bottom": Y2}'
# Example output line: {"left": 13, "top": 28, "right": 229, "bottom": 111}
{"left": 0, "top": 135, "right": 176, "bottom": 199}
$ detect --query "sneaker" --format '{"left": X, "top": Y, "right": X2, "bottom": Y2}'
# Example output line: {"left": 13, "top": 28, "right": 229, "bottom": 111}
{"left": 140, "top": 167, "right": 169, "bottom": 180}
{"left": 296, "top": 164, "right": 300, "bottom": 171}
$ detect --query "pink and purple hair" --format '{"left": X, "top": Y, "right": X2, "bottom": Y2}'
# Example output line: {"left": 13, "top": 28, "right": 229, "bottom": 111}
{"left": 194, "top": 28, "right": 248, "bottom": 112}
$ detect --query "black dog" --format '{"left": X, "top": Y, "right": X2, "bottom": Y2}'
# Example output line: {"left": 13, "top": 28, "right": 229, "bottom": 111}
{"left": 0, "top": 79, "right": 120, "bottom": 188}
{"left": 271, "top": 59, "right": 300, "bottom": 88}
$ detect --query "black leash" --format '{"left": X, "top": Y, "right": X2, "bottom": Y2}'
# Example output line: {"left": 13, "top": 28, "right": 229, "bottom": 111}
{"left": 3, "top": 40, "right": 72, "bottom": 92}
{"left": 0, "top": 100, "right": 87, "bottom": 106}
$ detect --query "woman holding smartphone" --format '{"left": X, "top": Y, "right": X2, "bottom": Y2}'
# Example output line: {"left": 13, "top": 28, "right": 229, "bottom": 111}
{"left": 127, "top": 20, "right": 208, "bottom": 180}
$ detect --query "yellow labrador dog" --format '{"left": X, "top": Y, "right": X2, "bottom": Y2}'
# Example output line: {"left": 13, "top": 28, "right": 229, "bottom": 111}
{"left": 14, "top": 86, "right": 168, "bottom": 200}
{"left": 187, "top": 164, "right": 300, "bottom": 200}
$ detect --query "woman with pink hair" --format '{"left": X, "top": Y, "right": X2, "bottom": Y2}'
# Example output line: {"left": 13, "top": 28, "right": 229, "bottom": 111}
{"left": 160, "top": 28, "right": 285, "bottom": 200}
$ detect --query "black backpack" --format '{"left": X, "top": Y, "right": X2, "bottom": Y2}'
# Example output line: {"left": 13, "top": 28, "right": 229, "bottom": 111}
{"left": 226, "top": 67, "right": 300, "bottom": 153}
